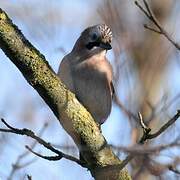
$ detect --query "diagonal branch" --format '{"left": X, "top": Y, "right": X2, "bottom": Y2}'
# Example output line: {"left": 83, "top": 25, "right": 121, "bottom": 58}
{"left": 0, "top": 8, "right": 131, "bottom": 179}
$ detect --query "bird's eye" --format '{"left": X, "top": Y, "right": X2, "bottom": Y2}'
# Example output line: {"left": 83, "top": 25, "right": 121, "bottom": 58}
{"left": 91, "top": 33, "right": 98, "bottom": 41}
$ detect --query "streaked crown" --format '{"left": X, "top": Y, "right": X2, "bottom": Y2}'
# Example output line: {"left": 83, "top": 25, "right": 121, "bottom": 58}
{"left": 81, "top": 24, "right": 112, "bottom": 43}
{"left": 74, "top": 24, "right": 113, "bottom": 51}
{"left": 97, "top": 24, "right": 112, "bottom": 43}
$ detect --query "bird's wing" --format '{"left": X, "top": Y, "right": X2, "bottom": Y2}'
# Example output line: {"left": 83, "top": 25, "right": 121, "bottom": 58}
{"left": 72, "top": 57, "right": 113, "bottom": 124}
{"left": 58, "top": 56, "right": 75, "bottom": 93}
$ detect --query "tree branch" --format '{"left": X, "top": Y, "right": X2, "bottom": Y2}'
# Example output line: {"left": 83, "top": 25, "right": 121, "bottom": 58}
{"left": 0, "top": 118, "right": 85, "bottom": 167}
{"left": 0, "top": 8, "right": 131, "bottom": 180}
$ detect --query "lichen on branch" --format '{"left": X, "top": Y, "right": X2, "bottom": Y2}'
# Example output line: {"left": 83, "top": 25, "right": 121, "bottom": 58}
{"left": 0, "top": 8, "right": 131, "bottom": 180}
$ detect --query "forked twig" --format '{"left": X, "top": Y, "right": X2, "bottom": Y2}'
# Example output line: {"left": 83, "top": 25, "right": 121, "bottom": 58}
{"left": 98, "top": 110, "right": 180, "bottom": 172}
{"left": 135, "top": 0, "right": 180, "bottom": 50}
{"left": 0, "top": 118, "right": 86, "bottom": 168}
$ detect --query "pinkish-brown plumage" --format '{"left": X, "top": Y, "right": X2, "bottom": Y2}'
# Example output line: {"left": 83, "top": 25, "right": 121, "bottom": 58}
{"left": 58, "top": 24, "right": 114, "bottom": 124}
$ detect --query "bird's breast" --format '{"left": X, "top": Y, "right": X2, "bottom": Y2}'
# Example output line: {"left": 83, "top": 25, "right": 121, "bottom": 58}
{"left": 71, "top": 60, "right": 112, "bottom": 124}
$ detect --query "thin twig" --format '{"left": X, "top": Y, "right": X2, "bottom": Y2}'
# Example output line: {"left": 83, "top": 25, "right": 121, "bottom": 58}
{"left": 118, "top": 111, "right": 180, "bottom": 171}
{"left": 135, "top": 0, "right": 180, "bottom": 50}
{"left": 144, "top": 24, "right": 162, "bottom": 34}
{"left": 0, "top": 118, "right": 86, "bottom": 168}
{"left": 98, "top": 110, "right": 180, "bottom": 172}
{"left": 138, "top": 112, "right": 151, "bottom": 144}
{"left": 149, "top": 157, "right": 180, "bottom": 176}
{"left": 27, "top": 175, "right": 32, "bottom": 180}
{"left": 138, "top": 112, "right": 147, "bottom": 130}
{"left": 7, "top": 122, "right": 48, "bottom": 180}
{"left": 146, "top": 110, "right": 180, "bottom": 140}
{"left": 135, "top": 0, "right": 150, "bottom": 19}
{"left": 137, "top": 110, "right": 180, "bottom": 142}
{"left": 169, "top": 166, "right": 180, "bottom": 175}
{"left": 25, "top": 145, "right": 62, "bottom": 161}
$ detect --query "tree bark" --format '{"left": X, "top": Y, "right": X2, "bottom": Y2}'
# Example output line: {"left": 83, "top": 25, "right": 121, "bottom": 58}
{"left": 0, "top": 8, "right": 131, "bottom": 180}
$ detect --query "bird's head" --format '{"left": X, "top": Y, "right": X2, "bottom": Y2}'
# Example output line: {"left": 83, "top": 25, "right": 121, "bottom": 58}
{"left": 74, "top": 24, "right": 112, "bottom": 51}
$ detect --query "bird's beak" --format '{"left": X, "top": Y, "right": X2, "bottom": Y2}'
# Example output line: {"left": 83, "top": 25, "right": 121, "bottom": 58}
{"left": 85, "top": 39, "right": 112, "bottom": 50}
{"left": 99, "top": 42, "right": 112, "bottom": 50}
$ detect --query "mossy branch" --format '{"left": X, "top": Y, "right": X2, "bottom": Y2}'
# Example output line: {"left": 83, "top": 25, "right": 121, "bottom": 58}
{"left": 0, "top": 8, "right": 131, "bottom": 180}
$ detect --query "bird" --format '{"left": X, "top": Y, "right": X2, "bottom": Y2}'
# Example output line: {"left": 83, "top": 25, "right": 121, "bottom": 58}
{"left": 58, "top": 24, "right": 114, "bottom": 125}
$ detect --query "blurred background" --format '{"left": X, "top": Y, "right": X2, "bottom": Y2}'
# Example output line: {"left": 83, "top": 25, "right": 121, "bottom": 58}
{"left": 0, "top": 0, "right": 180, "bottom": 179}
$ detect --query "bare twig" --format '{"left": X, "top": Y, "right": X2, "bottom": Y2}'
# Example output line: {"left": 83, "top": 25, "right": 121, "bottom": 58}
{"left": 138, "top": 112, "right": 151, "bottom": 144}
{"left": 0, "top": 118, "right": 86, "bottom": 168}
{"left": 120, "top": 110, "right": 180, "bottom": 171}
{"left": 148, "top": 157, "right": 180, "bottom": 176}
{"left": 169, "top": 166, "right": 180, "bottom": 175}
{"left": 27, "top": 174, "right": 32, "bottom": 180}
{"left": 135, "top": 0, "right": 180, "bottom": 50}
{"left": 168, "top": 156, "right": 180, "bottom": 175}
{"left": 143, "top": 24, "right": 161, "bottom": 34}
{"left": 7, "top": 122, "right": 48, "bottom": 180}
{"left": 138, "top": 110, "right": 180, "bottom": 142}
{"left": 138, "top": 112, "right": 151, "bottom": 143}
{"left": 25, "top": 145, "right": 62, "bottom": 161}
{"left": 145, "top": 110, "right": 180, "bottom": 140}
{"left": 98, "top": 110, "right": 180, "bottom": 172}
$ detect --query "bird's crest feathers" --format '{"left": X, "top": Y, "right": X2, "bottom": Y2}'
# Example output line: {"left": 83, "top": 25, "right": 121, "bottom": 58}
{"left": 82, "top": 24, "right": 112, "bottom": 43}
